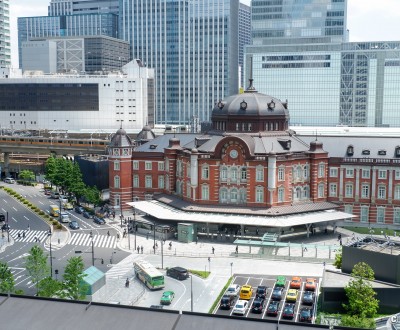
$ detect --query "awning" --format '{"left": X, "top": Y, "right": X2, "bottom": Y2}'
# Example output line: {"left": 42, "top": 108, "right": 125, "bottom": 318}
{"left": 126, "top": 200, "right": 356, "bottom": 228}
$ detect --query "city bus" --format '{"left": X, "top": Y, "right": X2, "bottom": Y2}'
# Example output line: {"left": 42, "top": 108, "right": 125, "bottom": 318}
{"left": 133, "top": 260, "right": 165, "bottom": 290}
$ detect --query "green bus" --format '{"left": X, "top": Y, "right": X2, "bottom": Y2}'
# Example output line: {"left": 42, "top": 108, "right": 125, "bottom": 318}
{"left": 134, "top": 260, "right": 165, "bottom": 290}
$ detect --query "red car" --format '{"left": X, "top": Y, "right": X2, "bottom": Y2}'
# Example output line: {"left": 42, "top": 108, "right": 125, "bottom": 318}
{"left": 305, "top": 278, "right": 317, "bottom": 291}
{"left": 290, "top": 276, "right": 301, "bottom": 289}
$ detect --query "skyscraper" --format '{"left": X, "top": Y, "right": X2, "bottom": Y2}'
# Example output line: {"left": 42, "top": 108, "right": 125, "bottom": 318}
{"left": 238, "top": 2, "right": 251, "bottom": 89}
{"left": 0, "top": 0, "right": 10, "bottom": 67}
{"left": 120, "top": 0, "right": 245, "bottom": 126}
{"left": 48, "top": 0, "right": 119, "bottom": 16}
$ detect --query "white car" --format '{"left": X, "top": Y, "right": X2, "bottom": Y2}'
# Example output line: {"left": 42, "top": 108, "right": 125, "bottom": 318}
{"left": 4, "top": 177, "right": 15, "bottom": 184}
{"left": 226, "top": 284, "right": 240, "bottom": 297}
{"left": 232, "top": 300, "right": 248, "bottom": 315}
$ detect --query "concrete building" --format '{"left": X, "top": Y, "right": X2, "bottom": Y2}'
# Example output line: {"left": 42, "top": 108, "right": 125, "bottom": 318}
{"left": 48, "top": 0, "right": 119, "bottom": 16}
{"left": 0, "top": 0, "right": 10, "bottom": 67}
{"left": 120, "top": 0, "right": 249, "bottom": 126}
{"left": 0, "top": 60, "right": 154, "bottom": 132}
{"left": 21, "top": 36, "right": 130, "bottom": 74}
{"left": 238, "top": 3, "right": 251, "bottom": 89}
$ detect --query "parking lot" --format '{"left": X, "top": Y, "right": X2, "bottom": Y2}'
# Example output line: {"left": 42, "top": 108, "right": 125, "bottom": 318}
{"left": 214, "top": 274, "right": 320, "bottom": 324}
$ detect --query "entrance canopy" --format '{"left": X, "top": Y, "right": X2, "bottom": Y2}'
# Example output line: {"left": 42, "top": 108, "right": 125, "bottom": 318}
{"left": 127, "top": 200, "right": 355, "bottom": 228}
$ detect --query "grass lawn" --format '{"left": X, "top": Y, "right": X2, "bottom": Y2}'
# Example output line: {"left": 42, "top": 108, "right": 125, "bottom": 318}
{"left": 344, "top": 226, "right": 400, "bottom": 237}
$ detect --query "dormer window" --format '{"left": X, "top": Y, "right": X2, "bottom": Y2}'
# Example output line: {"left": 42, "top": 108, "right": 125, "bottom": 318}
{"left": 396, "top": 146, "right": 400, "bottom": 157}
{"left": 378, "top": 150, "right": 386, "bottom": 156}
{"left": 346, "top": 145, "right": 354, "bottom": 156}
{"left": 217, "top": 100, "right": 224, "bottom": 109}
{"left": 361, "top": 149, "right": 370, "bottom": 155}
{"left": 268, "top": 100, "right": 275, "bottom": 110}
{"left": 240, "top": 100, "right": 247, "bottom": 110}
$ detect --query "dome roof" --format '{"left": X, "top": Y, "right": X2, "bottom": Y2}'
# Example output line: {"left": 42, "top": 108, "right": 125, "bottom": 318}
{"left": 109, "top": 127, "right": 132, "bottom": 147}
{"left": 137, "top": 125, "right": 156, "bottom": 142}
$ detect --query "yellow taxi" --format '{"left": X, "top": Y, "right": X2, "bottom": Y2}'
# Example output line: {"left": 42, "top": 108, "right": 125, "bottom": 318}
{"left": 286, "top": 289, "right": 298, "bottom": 302}
{"left": 239, "top": 285, "right": 253, "bottom": 300}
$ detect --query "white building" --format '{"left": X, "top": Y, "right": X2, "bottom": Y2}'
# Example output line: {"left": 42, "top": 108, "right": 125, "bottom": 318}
{"left": 0, "top": 60, "right": 154, "bottom": 133}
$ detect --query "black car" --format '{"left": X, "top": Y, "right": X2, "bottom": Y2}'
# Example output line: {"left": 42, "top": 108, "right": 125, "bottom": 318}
{"left": 93, "top": 216, "right": 105, "bottom": 225}
{"left": 1, "top": 223, "right": 10, "bottom": 231}
{"left": 282, "top": 303, "right": 295, "bottom": 319}
{"left": 166, "top": 266, "right": 189, "bottom": 280}
{"left": 83, "top": 211, "right": 92, "bottom": 219}
{"left": 299, "top": 307, "right": 314, "bottom": 323}
{"left": 0, "top": 213, "right": 5, "bottom": 222}
{"left": 69, "top": 221, "right": 80, "bottom": 230}
{"left": 267, "top": 301, "right": 280, "bottom": 316}
{"left": 256, "top": 285, "right": 267, "bottom": 300}
{"left": 75, "top": 206, "right": 84, "bottom": 214}
{"left": 302, "top": 291, "right": 315, "bottom": 305}
{"left": 251, "top": 298, "right": 265, "bottom": 314}
{"left": 271, "top": 286, "right": 284, "bottom": 300}
{"left": 219, "top": 294, "right": 235, "bottom": 310}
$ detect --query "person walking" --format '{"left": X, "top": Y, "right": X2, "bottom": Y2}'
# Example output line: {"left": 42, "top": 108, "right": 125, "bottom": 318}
{"left": 125, "top": 278, "right": 130, "bottom": 288}
{"left": 137, "top": 246, "right": 140, "bottom": 253}
{"left": 141, "top": 246, "right": 143, "bottom": 254}
{"left": 107, "top": 231, "right": 110, "bottom": 237}
{"left": 169, "top": 241, "right": 172, "bottom": 250}
{"left": 235, "top": 245, "right": 238, "bottom": 254}
{"left": 212, "top": 246, "right": 215, "bottom": 254}
{"left": 23, "top": 232, "right": 26, "bottom": 238}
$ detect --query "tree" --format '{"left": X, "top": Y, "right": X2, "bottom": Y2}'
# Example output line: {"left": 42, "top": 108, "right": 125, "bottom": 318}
{"left": 45, "top": 155, "right": 57, "bottom": 185}
{"left": 343, "top": 262, "right": 379, "bottom": 318}
{"left": 333, "top": 247, "right": 342, "bottom": 269}
{"left": 68, "top": 162, "right": 86, "bottom": 204}
{"left": 37, "top": 276, "right": 62, "bottom": 298}
{"left": 25, "top": 246, "right": 50, "bottom": 294}
{"left": 19, "top": 170, "right": 35, "bottom": 182}
{"left": 84, "top": 185, "right": 101, "bottom": 206}
{"left": 0, "top": 261, "right": 15, "bottom": 293}
{"left": 60, "top": 256, "right": 88, "bottom": 300}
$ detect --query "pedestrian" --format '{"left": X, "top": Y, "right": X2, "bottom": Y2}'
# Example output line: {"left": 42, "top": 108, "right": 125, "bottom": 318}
{"left": 235, "top": 245, "right": 238, "bottom": 254}
{"left": 27, "top": 225, "right": 30, "bottom": 231}
{"left": 212, "top": 246, "right": 215, "bottom": 254}
{"left": 17, "top": 233, "right": 21, "bottom": 239}
{"left": 169, "top": 241, "right": 172, "bottom": 249}
{"left": 23, "top": 232, "right": 26, "bottom": 238}
{"left": 34, "top": 235, "right": 37, "bottom": 242}
{"left": 256, "top": 228, "right": 259, "bottom": 236}
{"left": 117, "top": 233, "right": 120, "bottom": 240}
{"left": 107, "top": 231, "right": 110, "bottom": 237}
{"left": 339, "top": 238, "right": 342, "bottom": 246}
{"left": 141, "top": 246, "right": 143, "bottom": 254}
{"left": 137, "top": 246, "right": 140, "bottom": 254}
{"left": 304, "top": 247, "right": 308, "bottom": 252}
{"left": 125, "top": 278, "right": 130, "bottom": 288}
{"left": 155, "top": 242, "right": 158, "bottom": 248}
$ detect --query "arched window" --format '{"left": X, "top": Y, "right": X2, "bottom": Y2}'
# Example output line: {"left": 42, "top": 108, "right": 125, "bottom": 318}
{"left": 220, "top": 188, "right": 228, "bottom": 203}
{"left": 231, "top": 166, "right": 238, "bottom": 181}
{"left": 230, "top": 188, "right": 238, "bottom": 203}
{"left": 241, "top": 167, "right": 247, "bottom": 181}
{"left": 239, "top": 188, "right": 247, "bottom": 203}
{"left": 176, "top": 180, "right": 182, "bottom": 195}
{"left": 202, "top": 164, "right": 209, "bottom": 179}
{"left": 114, "top": 175, "right": 120, "bottom": 188}
{"left": 220, "top": 166, "right": 228, "bottom": 181}
{"left": 296, "top": 166, "right": 302, "bottom": 179}
{"left": 303, "top": 186, "right": 309, "bottom": 199}
{"left": 202, "top": 185, "right": 209, "bottom": 200}
{"left": 318, "top": 183, "right": 325, "bottom": 198}
{"left": 278, "top": 187, "right": 284, "bottom": 202}
{"left": 255, "top": 186, "right": 264, "bottom": 203}
{"left": 294, "top": 187, "right": 301, "bottom": 200}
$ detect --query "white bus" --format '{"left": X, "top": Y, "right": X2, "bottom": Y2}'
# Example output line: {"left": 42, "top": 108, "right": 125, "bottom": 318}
{"left": 133, "top": 260, "right": 165, "bottom": 290}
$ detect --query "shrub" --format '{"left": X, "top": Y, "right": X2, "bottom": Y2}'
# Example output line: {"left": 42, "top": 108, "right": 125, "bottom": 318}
{"left": 340, "top": 315, "right": 376, "bottom": 329}
{"left": 56, "top": 224, "right": 62, "bottom": 230}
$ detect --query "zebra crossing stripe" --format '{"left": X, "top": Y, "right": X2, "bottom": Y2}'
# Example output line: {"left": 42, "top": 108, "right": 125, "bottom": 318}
{"left": 9, "top": 229, "right": 48, "bottom": 243}
{"left": 68, "top": 233, "right": 116, "bottom": 249}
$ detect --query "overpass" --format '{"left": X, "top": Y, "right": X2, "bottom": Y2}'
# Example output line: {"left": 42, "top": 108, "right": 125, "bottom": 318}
{"left": 0, "top": 135, "right": 109, "bottom": 177}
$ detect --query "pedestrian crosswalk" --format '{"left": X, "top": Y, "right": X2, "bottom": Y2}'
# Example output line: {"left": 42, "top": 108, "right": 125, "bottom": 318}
{"left": 9, "top": 229, "right": 48, "bottom": 243}
{"left": 68, "top": 233, "right": 116, "bottom": 249}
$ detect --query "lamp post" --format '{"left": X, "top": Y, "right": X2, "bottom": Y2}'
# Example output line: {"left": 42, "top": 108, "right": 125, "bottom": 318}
{"left": 48, "top": 229, "right": 53, "bottom": 278}
{"left": 90, "top": 231, "right": 94, "bottom": 266}
{"left": 133, "top": 207, "right": 137, "bottom": 250}
{"left": 230, "top": 262, "right": 233, "bottom": 277}
{"left": 190, "top": 274, "right": 193, "bottom": 312}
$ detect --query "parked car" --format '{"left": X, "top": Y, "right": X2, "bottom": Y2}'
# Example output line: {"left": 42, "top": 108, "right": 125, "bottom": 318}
{"left": 232, "top": 300, "right": 248, "bottom": 316}
{"left": 271, "top": 287, "right": 284, "bottom": 301}
{"left": 256, "top": 285, "right": 267, "bottom": 300}
{"left": 299, "top": 307, "right": 314, "bottom": 323}
{"left": 0, "top": 213, "right": 5, "bottom": 222}
{"left": 275, "top": 275, "right": 286, "bottom": 287}
{"left": 226, "top": 284, "right": 240, "bottom": 297}
{"left": 239, "top": 285, "right": 253, "bottom": 300}
{"left": 166, "top": 266, "right": 189, "bottom": 280}
{"left": 83, "top": 211, "right": 92, "bottom": 219}
{"left": 75, "top": 206, "right": 84, "bottom": 214}
{"left": 44, "top": 189, "right": 52, "bottom": 196}
{"left": 305, "top": 278, "right": 317, "bottom": 291}
{"left": 63, "top": 202, "right": 73, "bottom": 210}
{"left": 219, "top": 294, "right": 235, "bottom": 310}
{"left": 160, "top": 291, "right": 175, "bottom": 305}
{"left": 286, "top": 289, "right": 298, "bottom": 302}
{"left": 282, "top": 303, "right": 295, "bottom": 319}
{"left": 290, "top": 276, "right": 302, "bottom": 289}
{"left": 50, "top": 191, "right": 60, "bottom": 199}
{"left": 93, "top": 216, "right": 105, "bottom": 225}
{"left": 302, "top": 291, "right": 315, "bottom": 305}
{"left": 69, "top": 221, "right": 80, "bottom": 230}
{"left": 267, "top": 301, "right": 280, "bottom": 316}
{"left": 251, "top": 298, "right": 265, "bottom": 314}
{"left": 4, "top": 177, "right": 15, "bottom": 184}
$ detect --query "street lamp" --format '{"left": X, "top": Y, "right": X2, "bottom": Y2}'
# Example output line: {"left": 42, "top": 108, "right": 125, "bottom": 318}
{"left": 190, "top": 274, "right": 193, "bottom": 312}
{"left": 90, "top": 231, "right": 94, "bottom": 266}
{"left": 48, "top": 229, "right": 53, "bottom": 278}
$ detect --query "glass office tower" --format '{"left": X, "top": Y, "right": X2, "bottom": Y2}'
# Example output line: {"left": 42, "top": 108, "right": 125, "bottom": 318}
{"left": 48, "top": 0, "right": 119, "bottom": 16}
{"left": 120, "top": 0, "right": 242, "bottom": 125}
{"left": 0, "top": 0, "right": 10, "bottom": 67}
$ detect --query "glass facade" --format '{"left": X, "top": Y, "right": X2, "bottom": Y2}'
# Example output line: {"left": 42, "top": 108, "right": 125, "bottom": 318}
{"left": 238, "top": 3, "right": 251, "bottom": 89}
{"left": 120, "top": 0, "right": 242, "bottom": 125}
{"left": 48, "top": 0, "right": 119, "bottom": 16}
{"left": 0, "top": 0, "right": 10, "bottom": 67}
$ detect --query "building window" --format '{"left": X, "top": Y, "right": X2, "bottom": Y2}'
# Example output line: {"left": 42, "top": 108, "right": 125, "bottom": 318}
{"left": 303, "top": 186, "right": 309, "bottom": 198}
{"left": 303, "top": 165, "right": 309, "bottom": 179}
{"left": 360, "top": 206, "right": 369, "bottom": 223}
{"left": 239, "top": 189, "right": 247, "bottom": 203}
{"left": 115, "top": 194, "right": 120, "bottom": 206}
{"left": 165, "top": 175, "right": 170, "bottom": 190}
{"left": 296, "top": 166, "right": 302, "bottom": 180}
{"left": 230, "top": 189, "right": 238, "bottom": 203}
{"left": 395, "top": 185, "right": 400, "bottom": 200}
{"left": 145, "top": 175, "right": 152, "bottom": 188}
{"left": 361, "top": 169, "right": 370, "bottom": 179}
{"left": 158, "top": 162, "right": 165, "bottom": 171}
{"left": 186, "top": 163, "right": 191, "bottom": 178}
{"left": 377, "top": 207, "right": 385, "bottom": 224}
{"left": 346, "top": 168, "right": 354, "bottom": 178}
{"left": 345, "top": 183, "right": 353, "bottom": 198}
{"left": 394, "top": 208, "right": 400, "bottom": 224}
{"left": 241, "top": 167, "right": 247, "bottom": 181}
{"left": 378, "top": 185, "right": 386, "bottom": 199}
{"left": 318, "top": 183, "right": 324, "bottom": 198}
{"left": 176, "top": 181, "right": 182, "bottom": 195}
{"left": 344, "top": 204, "right": 353, "bottom": 215}
{"left": 133, "top": 161, "right": 139, "bottom": 170}
{"left": 278, "top": 187, "right": 284, "bottom": 202}
{"left": 278, "top": 167, "right": 285, "bottom": 181}
{"left": 202, "top": 185, "right": 209, "bottom": 200}
{"left": 361, "top": 184, "right": 370, "bottom": 198}
{"left": 231, "top": 167, "right": 238, "bottom": 181}
{"left": 165, "top": 159, "right": 169, "bottom": 171}
{"left": 133, "top": 175, "right": 139, "bottom": 188}
{"left": 220, "top": 188, "right": 228, "bottom": 203}
{"left": 158, "top": 175, "right": 164, "bottom": 189}
{"left": 329, "top": 168, "right": 338, "bottom": 177}
{"left": 176, "top": 160, "right": 182, "bottom": 176}
{"left": 256, "top": 166, "right": 264, "bottom": 182}
{"left": 114, "top": 160, "right": 120, "bottom": 171}
{"left": 186, "top": 182, "right": 191, "bottom": 198}
{"left": 318, "top": 163, "right": 325, "bottom": 178}
{"left": 329, "top": 184, "right": 337, "bottom": 197}
{"left": 395, "top": 169, "right": 400, "bottom": 180}
{"left": 114, "top": 176, "right": 120, "bottom": 188}
{"left": 378, "top": 169, "right": 387, "bottom": 179}
{"left": 256, "top": 186, "right": 264, "bottom": 203}
{"left": 202, "top": 165, "right": 209, "bottom": 180}
{"left": 221, "top": 166, "right": 228, "bottom": 181}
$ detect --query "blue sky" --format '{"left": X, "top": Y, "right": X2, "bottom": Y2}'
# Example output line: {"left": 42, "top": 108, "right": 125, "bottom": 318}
{"left": 10, "top": 0, "right": 400, "bottom": 67}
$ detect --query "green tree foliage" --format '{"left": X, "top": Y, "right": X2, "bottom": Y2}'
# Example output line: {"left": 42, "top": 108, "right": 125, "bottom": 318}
{"left": 19, "top": 170, "right": 35, "bottom": 182}
{"left": 38, "top": 276, "right": 62, "bottom": 298}
{"left": 60, "top": 256, "right": 88, "bottom": 300}
{"left": 68, "top": 162, "right": 86, "bottom": 203}
{"left": 333, "top": 247, "right": 342, "bottom": 269}
{"left": 25, "top": 246, "right": 50, "bottom": 294}
{"left": 343, "top": 262, "right": 379, "bottom": 318}
{"left": 0, "top": 261, "right": 15, "bottom": 293}
{"left": 54, "top": 158, "right": 73, "bottom": 193}
{"left": 45, "top": 155, "right": 57, "bottom": 185}
{"left": 340, "top": 315, "right": 376, "bottom": 329}
{"left": 84, "top": 185, "right": 101, "bottom": 206}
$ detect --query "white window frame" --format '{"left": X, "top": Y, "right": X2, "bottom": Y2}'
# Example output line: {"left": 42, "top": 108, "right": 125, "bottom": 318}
{"left": 303, "top": 164, "right": 309, "bottom": 179}
{"left": 278, "top": 187, "right": 284, "bottom": 202}
{"left": 133, "top": 175, "right": 139, "bottom": 188}
{"left": 255, "top": 186, "right": 264, "bottom": 203}
{"left": 114, "top": 175, "right": 120, "bottom": 188}
{"left": 230, "top": 188, "right": 238, "bottom": 203}
{"left": 202, "top": 165, "right": 209, "bottom": 180}
{"left": 318, "top": 183, "right": 324, "bottom": 198}
{"left": 220, "top": 188, "right": 228, "bottom": 203}
{"left": 133, "top": 160, "right": 139, "bottom": 170}
{"left": 377, "top": 185, "right": 386, "bottom": 199}
{"left": 202, "top": 185, "right": 209, "bottom": 200}
{"left": 329, "top": 183, "right": 337, "bottom": 197}
{"left": 361, "top": 184, "right": 369, "bottom": 199}
{"left": 221, "top": 166, "right": 228, "bottom": 181}
{"left": 145, "top": 175, "right": 152, "bottom": 188}
{"left": 378, "top": 169, "right": 387, "bottom": 179}
{"left": 394, "top": 208, "right": 400, "bottom": 224}
{"left": 318, "top": 163, "right": 325, "bottom": 178}
{"left": 158, "top": 162, "right": 165, "bottom": 171}
{"left": 256, "top": 166, "right": 264, "bottom": 182}
{"left": 145, "top": 161, "right": 152, "bottom": 170}
{"left": 377, "top": 207, "right": 385, "bottom": 224}
{"left": 345, "top": 183, "right": 353, "bottom": 198}
{"left": 329, "top": 167, "right": 338, "bottom": 177}
{"left": 361, "top": 169, "right": 370, "bottom": 179}
{"left": 395, "top": 169, "right": 400, "bottom": 180}
{"left": 278, "top": 167, "right": 285, "bottom": 181}
{"left": 114, "top": 160, "right": 120, "bottom": 171}
{"left": 395, "top": 185, "right": 400, "bottom": 200}
{"left": 158, "top": 175, "right": 164, "bottom": 189}
{"left": 241, "top": 167, "right": 247, "bottom": 181}
{"left": 346, "top": 168, "right": 354, "bottom": 178}
{"left": 231, "top": 167, "right": 238, "bottom": 181}
{"left": 360, "top": 206, "right": 369, "bottom": 223}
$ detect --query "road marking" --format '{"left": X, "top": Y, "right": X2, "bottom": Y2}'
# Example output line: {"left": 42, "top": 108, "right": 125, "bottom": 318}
{"left": 13, "top": 207, "right": 17, "bottom": 211}
{"left": 8, "top": 252, "right": 30, "bottom": 263}
{"left": 38, "top": 201, "right": 44, "bottom": 205}
{"left": 11, "top": 217, "right": 17, "bottom": 222}
{"left": 2, "top": 200, "right": 7, "bottom": 204}
{"left": 24, "top": 216, "right": 30, "bottom": 221}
